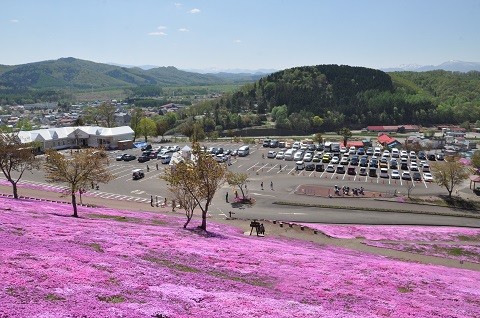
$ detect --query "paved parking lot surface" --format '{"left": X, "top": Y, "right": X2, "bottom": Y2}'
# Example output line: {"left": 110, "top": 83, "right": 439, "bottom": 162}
{"left": 4, "top": 141, "right": 474, "bottom": 225}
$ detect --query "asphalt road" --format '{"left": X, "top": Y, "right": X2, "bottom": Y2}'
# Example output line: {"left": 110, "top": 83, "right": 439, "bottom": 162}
{"left": 5, "top": 141, "right": 479, "bottom": 227}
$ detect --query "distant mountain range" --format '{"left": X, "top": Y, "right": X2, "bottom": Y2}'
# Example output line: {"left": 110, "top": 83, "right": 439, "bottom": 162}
{"left": 381, "top": 60, "right": 480, "bottom": 72}
{"left": 0, "top": 57, "right": 266, "bottom": 90}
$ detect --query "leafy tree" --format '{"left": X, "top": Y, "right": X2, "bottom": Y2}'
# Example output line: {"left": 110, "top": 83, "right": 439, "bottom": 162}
{"left": 43, "top": 148, "right": 113, "bottom": 217}
{"left": 82, "top": 105, "right": 101, "bottom": 126}
{"left": 226, "top": 172, "right": 249, "bottom": 199}
{"left": 97, "top": 102, "right": 117, "bottom": 128}
{"left": 16, "top": 118, "right": 34, "bottom": 131}
{"left": 339, "top": 127, "right": 352, "bottom": 147}
{"left": 155, "top": 116, "right": 169, "bottom": 139}
{"left": 190, "top": 123, "right": 206, "bottom": 142}
{"left": 161, "top": 143, "right": 226, "bottom": 231}
{"left": 313, "top": 133, "right": 323, "bottom": 144}
{"left": 130, "top": 108, "right": 144, "bottom": 141}
{"left": 471, "top": 150, "right": 480, "bottom": 173}
{"left": 312, "top": 115, "right": 324, "bottom": 129}
{"left": 0, "top": 132, "right": 40, "bottom": 198}
{"left": 137, "top": 117, "right": 157, "bottom": 142}
{"left": 430, "top": 157, "right": 471, "bottom": 198}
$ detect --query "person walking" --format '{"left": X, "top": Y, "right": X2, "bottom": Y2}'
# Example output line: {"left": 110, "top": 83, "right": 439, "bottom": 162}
{"left": 172, "top": 199, "right": 176, "bottom": 212}
{"left": 225, "top": 192, "right": 229, "bottom": 203}
{"left": 156, "top": 163, "right": 159, "bottom": 170}
{"left": 270, "top": 181, "right": 273, "bottom": 190}
{"left": 150, "top": 195, "right": 154, "bottom": 207}
{"left": 260, "top": 181, "right": 264, "bottom": 190}
{"left": 235, "top": 190, "right": 238, "bottom": 198}
{"left": 163, "top": 197, "right": 167, "bottom": 207}
{"left": 147, "top": 165, "right": 150, "bottom": 172}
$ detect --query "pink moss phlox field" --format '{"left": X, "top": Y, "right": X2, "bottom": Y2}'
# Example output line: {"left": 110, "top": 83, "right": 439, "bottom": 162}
{"left": 300, "top": 224, "right": 480, "bottom": 241}
{"left": 1, "top": 198, "right": 480, "bottom": 317}
{"left": 366, "top": 241, "right": 480, "bottom": 264}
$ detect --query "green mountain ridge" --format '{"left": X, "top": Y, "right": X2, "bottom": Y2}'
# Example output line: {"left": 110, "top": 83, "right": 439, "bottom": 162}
{"left": 0, "top": 57, "right": 250, "bottom": 90}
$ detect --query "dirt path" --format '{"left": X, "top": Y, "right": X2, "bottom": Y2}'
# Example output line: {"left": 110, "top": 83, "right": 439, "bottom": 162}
{"left": 1, "top": 184, "right": 479, "bottom": 272}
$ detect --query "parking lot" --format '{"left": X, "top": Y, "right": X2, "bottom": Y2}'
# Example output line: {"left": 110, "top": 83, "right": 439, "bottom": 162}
{"left": 4, "top": 140, "right": 446, "bottom": 217}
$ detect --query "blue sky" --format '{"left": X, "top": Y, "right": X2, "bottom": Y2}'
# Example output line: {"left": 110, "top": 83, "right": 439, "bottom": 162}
{"left": 1, "top": 0, "right": 479, "bottom": 70}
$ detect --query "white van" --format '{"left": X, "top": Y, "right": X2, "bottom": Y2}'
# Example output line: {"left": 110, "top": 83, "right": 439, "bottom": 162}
{"left": 391, "top": 148, "right": 399, "bottom": 158}
{"left": 284, "top": 149, "right": 295, "bottom": 161}
{"left": 373, "top": 147, "right": 382, "bottom": 156}
{"left": 238, "top": 145, "right": 250, "bottom": 157}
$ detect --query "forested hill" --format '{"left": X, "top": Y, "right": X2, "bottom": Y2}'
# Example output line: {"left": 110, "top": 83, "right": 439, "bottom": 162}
{"left": 257, "top": 65, "right": 394, "bottom": 115}
{"left": 206, "top": 65, "right": 480, "bottom": 130}
{"left": 0, "top": 57, "right": 245, "bottom": 90}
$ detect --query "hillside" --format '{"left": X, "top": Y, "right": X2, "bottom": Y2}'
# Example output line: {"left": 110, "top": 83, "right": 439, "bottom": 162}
{"left": 1, "top": 196, "right": 480, "bottom": 317}
{"left": 0, "top": 57, "right": 248, "bottom": 90}
{"left": 196, "top": 64, "right": 480, "bottom": 132}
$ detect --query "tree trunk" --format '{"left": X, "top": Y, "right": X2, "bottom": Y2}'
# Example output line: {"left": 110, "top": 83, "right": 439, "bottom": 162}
{"left": 200, "top": 210, "right": 207, "bottom": 231}
{"left": 144, "top": 135, "right": 148, "bottom": 142}
{"left": 240, "top": 187, "right": 245, "bottom": 198}
{"left": 11, "top": 181, "right": 19, "bottom": 199}
{"left": 71, "top": 193, "right": 78, "bottom": 217}
{"left": 184, "top": 214, "right": 192, "bottom": 229}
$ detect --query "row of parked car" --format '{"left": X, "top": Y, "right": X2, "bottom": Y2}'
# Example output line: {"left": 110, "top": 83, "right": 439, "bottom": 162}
{"left": 116, "top": 145, "right": 181, "bottom": 164}
{"left": 266, "top": 145, "right": 436, "bottom": 182}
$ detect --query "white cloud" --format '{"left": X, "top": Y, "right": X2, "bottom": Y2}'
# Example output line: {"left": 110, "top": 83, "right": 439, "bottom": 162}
{"left": 234, "top": 39, "right": 242, "bottom": 43}
{"left": 9, "top": 19, "right": 19, "bottom": 23}
{"left": 188, "top": 8, "right": 200, "bottom": 14}
{"left": 148, "top": 31, "right": 167, "bottom": 36}
{"left": 174, "top": 3, "right": 182, "bottom": 7}
{"left": 157, "top": 26, "right": 167, "bottom": 30}
{"left": 178, "top": 28, "right": 189, "bottom": 32}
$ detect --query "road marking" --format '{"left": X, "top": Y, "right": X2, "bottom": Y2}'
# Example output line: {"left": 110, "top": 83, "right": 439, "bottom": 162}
{"left": 246, "top": 162, "right": 260, "bottom": 171}
{"left": 278, "top": 212, "right": 306, "bottom": 215}
{"left": 255, "top": 163, "right": 269, "bottom": 173}
{"left": 288, "top": 167, "right": 296, "bottom": 175}
{"left": 250, "top": 192, "right": 276, "bottom": 197}
{"left": 277, "top": 165, "right": 288, "bottom": 174}
{"left": 267, "top": 164, "right": 278, "bottom": 172}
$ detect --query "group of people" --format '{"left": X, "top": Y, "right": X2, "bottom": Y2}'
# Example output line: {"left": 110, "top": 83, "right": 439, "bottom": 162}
{"left": 333, "top": 185, "right": 365, "bottom": 196}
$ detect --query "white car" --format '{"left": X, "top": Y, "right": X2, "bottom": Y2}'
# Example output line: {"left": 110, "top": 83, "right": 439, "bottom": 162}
{"left": 400, "top": 150, "right": 409, "bottom": 158}
{"left": 331, "top": 156, "right": 340, "bottom": 164}
{"left": 391, "top": 170, "right": 400, "bottom": 179}
{"left": 340, "top": 156, "right": 349, "bottom": 165}
{"left": 303, "top": 153, "right": 313, "bottom": 162}
{"left": 382, "top": 150, "right": 390, "bottom": 157}
{"left": 276, "top": 151, "right": 285, "bottom": 159}
{"left": 215, "top": 154, "right": 228, "bottom": 162}
{"left": 296, "top": 160, "right": 305, "bottom": 170}
{"left": 410, "top": 162, "right": 419, "bottom": 171}
{"left": 326, "top": 164, "right": 335, "bottom": 173}
{"left": 340, "top": 146, "right": 348, "bottom": 154}
{"left": 267, "top": 151, "right": 277, "bottom": 158}
{"left": 423, "top": 173, "right": 434, "bottom": 182}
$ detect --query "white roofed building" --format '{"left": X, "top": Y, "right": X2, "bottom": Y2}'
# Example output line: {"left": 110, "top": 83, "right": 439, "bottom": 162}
{"left": 15, "top": 125, "right": 134, "bottom": 152}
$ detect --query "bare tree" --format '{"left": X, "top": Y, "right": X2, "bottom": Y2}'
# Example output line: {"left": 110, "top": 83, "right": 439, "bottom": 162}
{"left": 226, "top": 172, "right": 249, "bottom": 199}
{"left": 0, "top": 132, "right": 40, "bottom": 199}
{"left": 431, "top": 156, "right": 471, "bottom": 198}
{"left": 162, "top": 143, "right": 226, "bottom": 231}
{"left": 403, "top": 180, "right": 414, "bottom": 199}
{"left": 169, "top": 185, "right": 199, "bottom": 228}
{"left": 44, "top": 148, "right": 114, "bottom": 217}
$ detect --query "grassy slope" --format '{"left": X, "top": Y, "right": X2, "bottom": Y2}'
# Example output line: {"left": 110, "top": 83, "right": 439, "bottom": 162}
{"left": 1, "top": 197, "right": 479, "bottom": 317}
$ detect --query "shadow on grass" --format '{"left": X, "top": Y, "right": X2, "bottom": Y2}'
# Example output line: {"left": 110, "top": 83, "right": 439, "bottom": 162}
{"left": 439, "top": 195, "right": 480, "bottom": 212}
